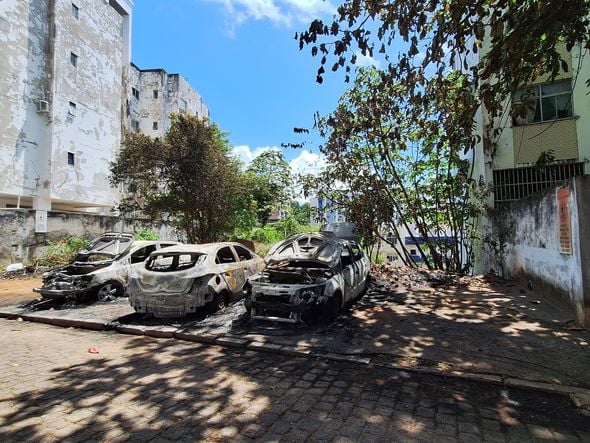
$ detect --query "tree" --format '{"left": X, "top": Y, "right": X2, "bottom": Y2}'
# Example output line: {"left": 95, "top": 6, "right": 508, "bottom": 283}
{"left": 290, "top": 201, "right": 311, "bottom": 225}
{"left": 246, "top": 150, "right": 293, "bottom": 224}
{"left": 110, "top": 114, "right": 245, "bottom": 243}
{"left": 304, "top": 68, "right": 485, "bottom": 272}
{"left": 298, "top": 0, "right": 590, "bottom": 151}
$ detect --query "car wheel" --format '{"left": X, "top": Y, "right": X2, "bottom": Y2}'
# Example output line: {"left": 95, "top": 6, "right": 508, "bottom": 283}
{"left": 323, "top": 293, "right": 342, "bottom": 322}
{"left": 97, "top": 281, "right": 123, "bottom": 300}
{"left": 210, "top": 291, "right": 229, "bottom": 313}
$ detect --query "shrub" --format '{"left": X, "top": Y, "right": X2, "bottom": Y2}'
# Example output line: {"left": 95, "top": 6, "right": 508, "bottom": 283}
{"left": 37, "top": 237, "right": 90, "bottom": 267}
{"left": 134, "top": 230, "right": 159, "bottom": 241}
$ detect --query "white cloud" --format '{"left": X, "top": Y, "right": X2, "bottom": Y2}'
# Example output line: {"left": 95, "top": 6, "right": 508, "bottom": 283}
{"left": 231, "top": 145, "right": 280, "bottom": 168}
{"left": 289, "top": 149, "right": 326, "bottom": 176}
{"left": 204, "top": 0, "right": 336, "bottom": 31}
{"left": 354, "top": 50, "right": 381, "bottom": 69}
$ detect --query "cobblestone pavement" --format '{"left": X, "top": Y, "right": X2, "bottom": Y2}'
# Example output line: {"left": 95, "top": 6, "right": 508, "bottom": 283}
{"left": 1, "top": 320, "right": 589, "bottom": 442}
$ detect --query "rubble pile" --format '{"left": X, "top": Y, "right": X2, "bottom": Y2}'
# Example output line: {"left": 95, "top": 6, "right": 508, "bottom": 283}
{"left": 371, "top": 264, "right": 505, "bottom": 291}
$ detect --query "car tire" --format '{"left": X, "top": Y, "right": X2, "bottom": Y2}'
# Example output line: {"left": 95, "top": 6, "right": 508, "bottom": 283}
{"left": 96, "top": 281, "right": 124, "bottom": 300}
{"left": 324, "top": 293, "right": 342, "bottom": 322}
{"left": 210, "top": 291, "right": 229, "bottom": 313}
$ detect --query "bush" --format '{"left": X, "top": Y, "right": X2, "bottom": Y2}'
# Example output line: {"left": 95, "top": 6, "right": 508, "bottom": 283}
{"left": 134, "top": 230, "right": 159, "bottom": 241}
{"left": 37, "top": 237, "right": 90, "bottom": 267}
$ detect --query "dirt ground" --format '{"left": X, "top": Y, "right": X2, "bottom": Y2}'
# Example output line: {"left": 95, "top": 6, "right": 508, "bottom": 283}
{"left": 0, "top": 277, "right": 42, "bottom": 306}
{"left": 2, "top": 265, "right": 589, "bottom": 389}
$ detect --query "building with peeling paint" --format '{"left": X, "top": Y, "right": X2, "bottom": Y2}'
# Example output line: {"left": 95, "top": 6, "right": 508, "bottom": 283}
{"left": 0, "top": 0, "right": 209, "bottom": 231}
{"left": 126, "top": 65, "right": 209, "bottom": 138}
{"left": 0, "top": 0, "right": 133, "bottom": 218}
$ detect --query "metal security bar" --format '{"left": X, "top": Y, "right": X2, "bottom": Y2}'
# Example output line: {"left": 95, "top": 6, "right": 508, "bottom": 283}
{"left": 493, "top": 162, "right": 584, "bottom": 204}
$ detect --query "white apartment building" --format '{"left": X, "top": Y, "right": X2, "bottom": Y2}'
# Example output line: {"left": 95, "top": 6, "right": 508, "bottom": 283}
{"left": 0, "top": 0, "right": 133, "bottom": 217}
{"left": 470, "top": 44, "right": 590, "bottom": 206}
{"left": 0, "top": 1, "right": 209, "bottom": 230}
{"left": 126, "top": 65, "right": 209, "bottom": 138}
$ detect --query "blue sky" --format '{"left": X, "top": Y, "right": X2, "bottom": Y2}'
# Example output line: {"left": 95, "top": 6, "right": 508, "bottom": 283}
{"left": 131, "top": 0, "right": 380, "bottom": 173}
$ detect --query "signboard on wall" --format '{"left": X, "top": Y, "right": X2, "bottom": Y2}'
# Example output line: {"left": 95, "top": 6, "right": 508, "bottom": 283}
{"left": 557, "top": 187, "right": 572, "bottom": 255}
{"left": 35, "top": 210, "right": 48, "bottom": 233}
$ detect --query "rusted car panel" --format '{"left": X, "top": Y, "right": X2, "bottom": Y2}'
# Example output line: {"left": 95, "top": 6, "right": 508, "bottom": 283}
{"left": 246, "top": 232, "right": 370, "bottom": 324}
{"left": 33, "top": 233, "right": 179, "bottom": 301}
{"left": 127, "top": 242, "right": 264, "bottom": 318}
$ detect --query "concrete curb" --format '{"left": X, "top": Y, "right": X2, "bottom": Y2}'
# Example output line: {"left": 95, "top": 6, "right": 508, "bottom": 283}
{"left": 2, "top": 309, "right": 589, "bottom": 400}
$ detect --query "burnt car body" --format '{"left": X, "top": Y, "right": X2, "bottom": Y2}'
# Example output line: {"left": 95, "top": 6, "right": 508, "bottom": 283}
{"left": 246, "top": 232, "right": 370, "bottom": 324}
{"left": 33, "top": 233, "right": 179, "bottom": 301}
{"left": 127, "top": 242, "right": 265, "bottom": 318}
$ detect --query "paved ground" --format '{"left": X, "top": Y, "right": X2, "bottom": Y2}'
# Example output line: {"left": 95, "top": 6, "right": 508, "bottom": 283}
{"left": 1, "top": 320, "right": 589, "bottom": 442}
{"left": 2, "top": 269, "right": 588, "bottom": 389}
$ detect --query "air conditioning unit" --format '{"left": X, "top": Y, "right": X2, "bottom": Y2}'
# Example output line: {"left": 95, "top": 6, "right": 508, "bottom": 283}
{"left": 37, "top": 99, "right": 49, "bottom": 113}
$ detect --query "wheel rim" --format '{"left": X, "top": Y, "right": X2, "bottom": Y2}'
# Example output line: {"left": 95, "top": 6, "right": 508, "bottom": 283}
{"left": 98, "top": 283, "right": 118, "bottom": 298}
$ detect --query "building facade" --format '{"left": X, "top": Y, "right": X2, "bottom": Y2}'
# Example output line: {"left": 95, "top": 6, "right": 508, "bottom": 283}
{"left": 0, "top": 0, "right": 209, "bottom": 231}
{"left": 470, "top": 43, "right": 590, "bottom": 207}
{"left": 0, "top": 0, "right": 132, "bottom": 217}
{"left": 126, "top": 65, "right": 209, "bottom": 138}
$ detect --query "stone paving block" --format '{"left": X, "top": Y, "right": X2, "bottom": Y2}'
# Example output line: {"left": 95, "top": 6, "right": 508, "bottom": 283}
{"left": 322, "top": 352, "right": 371, "bottom": 365}
{"left": 115, "top": 324, "right": 148, "bottom": 335}
{"left": 174, "top": 330, "right": 214, "bottom": 344}
{"left": 215, "top": 336, "right": 249, "bottom": 348}
{"left": 246, "top": 341, "right": 283, "bottom": 352}
{"left": 278, "top": 346, "right": 311, "bottom": 357}
{"left": 144, "top": 326, "right": 178, "bottom": 338}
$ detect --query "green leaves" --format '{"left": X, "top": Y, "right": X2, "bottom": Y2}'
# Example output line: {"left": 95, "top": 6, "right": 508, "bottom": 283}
{"left": 110, "top": 114, "right": 245, "bottom": 243}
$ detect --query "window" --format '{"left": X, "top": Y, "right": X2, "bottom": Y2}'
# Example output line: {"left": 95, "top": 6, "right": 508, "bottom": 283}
{"left": 410, "top": 249, "right": 417, "bottom": 255}
{"left": 387, "top": 255, "right": 398, "bottom": 263}
{"left": 233, "top": 245, "right": 252, "bottom": 261}
{"left": 131, "top": 120, "right": 139, "bottom": 131}
{"left": 153, "top": 90, "right": 159, "bottom": 99}
{"left": 132, "top": 87, "right": 139, "bottom": 99}
{"left": 216, "top": 247, "right": 236, "bottom": 264}
{"left": 67, "top": 152, "right": 75, "bottom": 165}
{"left": 386, "top": 234, "right": 398, "bottom": 245}
{"left": 152, "top": 121, "right": 158, "bottom": 130}
{"left": 146, "top": 253, "right": 204, "bottom": 272}
{"left": 68, "top": 101, "right": 77, "bottom": 115}
{"left": 513, "top": 81, "right": 573, "bottom": 124}
{"left": 70, "top": 52, "right": 78, "bottom": 67}
{"left": 71, "top": 3, "right": 79, "bottom": 19}
{"left": 340, "top": 246, "right": 353, "bottom": 267}
{"left": 130, "top": 245, "right": 157, "bottom": 264}
{"left": 350, "top": 243, "right": 363, "bottom": 261}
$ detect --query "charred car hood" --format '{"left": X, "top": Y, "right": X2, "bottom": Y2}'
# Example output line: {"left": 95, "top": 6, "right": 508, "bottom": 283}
{"left": 265, "top": 232, "right": 341, "bottom": 269}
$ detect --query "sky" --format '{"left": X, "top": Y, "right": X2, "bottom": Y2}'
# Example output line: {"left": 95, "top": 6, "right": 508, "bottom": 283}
{"left": 130, "top": 0, "right": 378, "bottom": 174}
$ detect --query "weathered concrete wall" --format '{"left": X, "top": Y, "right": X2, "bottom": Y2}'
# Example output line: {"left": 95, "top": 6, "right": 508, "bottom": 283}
{"left": 484, "top": 176, "right": 590, "bottom": 326}
{"left": 0, "top": 0, "right": 52, "bottom": 200}
{"left": 124, "top": 68, "right": 210, "bottom": 138}
{"left": 0, "top": 0, "right": 132, "bottom": 212}
{"left": 48, "top": 0, "right": 126, "bottom": 208}
{"left": 0, "top": 209, "right": 178, "bottom": 265}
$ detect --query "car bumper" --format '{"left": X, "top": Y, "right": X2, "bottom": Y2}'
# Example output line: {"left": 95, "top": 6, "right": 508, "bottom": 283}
{"left": 129, "top": 293, "right": 209, "bottom": 318}
{"left": 32, "top": 287, "right": 91, "bottom": 300}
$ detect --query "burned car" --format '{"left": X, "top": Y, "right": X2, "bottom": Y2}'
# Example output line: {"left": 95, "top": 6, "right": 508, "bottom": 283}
{"left": 33, "top": 233, "right": 179, "bottom": 301}
{"left": 127, "top": 242, "right": 265, "bottom": 318}
{"left": 246, "top": 232, "right": 370, "bottom": 324}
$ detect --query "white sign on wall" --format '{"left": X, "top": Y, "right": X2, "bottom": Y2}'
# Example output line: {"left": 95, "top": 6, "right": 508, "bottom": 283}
{"left": 35, "top": 210, "right": 48, "bottom": 233}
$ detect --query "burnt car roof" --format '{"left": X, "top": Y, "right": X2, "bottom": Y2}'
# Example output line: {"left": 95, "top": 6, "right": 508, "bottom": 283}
{"left": 265, "top": 232, "right": 343, "bottom": 268}
{"left": 148, "top": 242, "right": 254, "bottom": 256}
